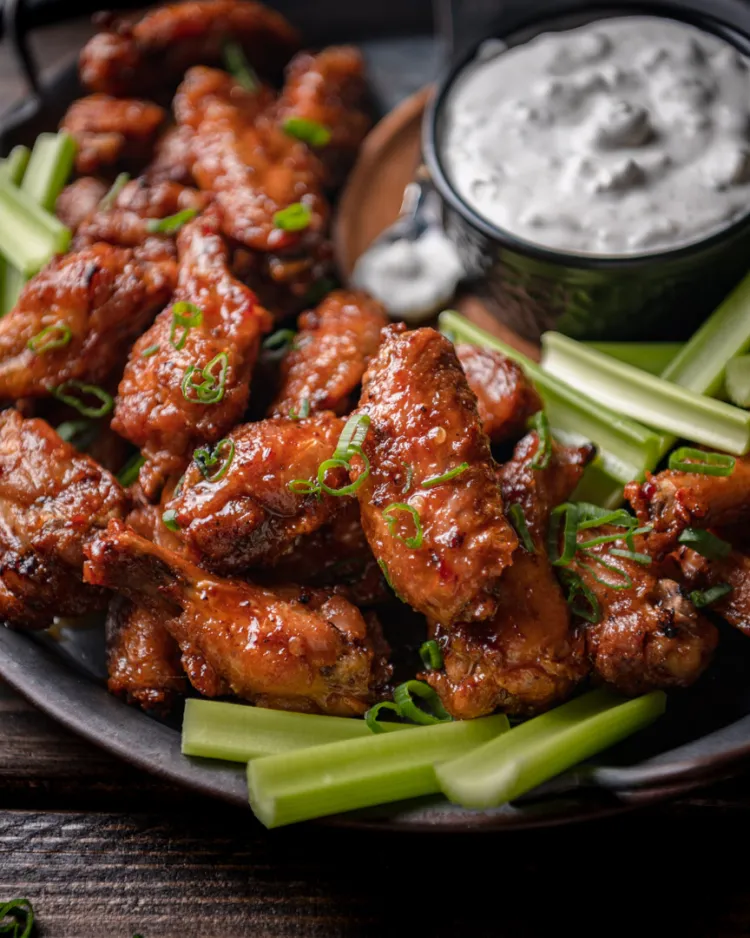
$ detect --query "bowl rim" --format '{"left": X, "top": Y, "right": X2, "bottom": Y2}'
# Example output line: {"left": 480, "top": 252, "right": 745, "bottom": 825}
{"left": 422, "top": 0, "right": 750, "bottom": 270}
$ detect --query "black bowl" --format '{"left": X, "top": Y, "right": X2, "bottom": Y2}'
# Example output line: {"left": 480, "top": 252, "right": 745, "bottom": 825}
{"left": 423, "top": 0, "right": 750, "bottom": 342}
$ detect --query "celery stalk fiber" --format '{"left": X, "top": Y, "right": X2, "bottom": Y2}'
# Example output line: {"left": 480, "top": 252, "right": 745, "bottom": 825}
{"left": 0, "top": 176, "right": 70, "bottom": 277}
{"left": 437, "top": 689, "right": 666, "bottom": 809}
{"left": 583, "top": 341, "right": 683, "bottom": 376}
{"left": 541, "top": 332, "right": 750, "bottom": 455}
{"left": 182, "top": 698, "right": 411, "bottom": 762}
{"left": 0, "top": 147, "right": 30, "bottom": 316}
{"left": 247, "top": 714, "right": 509, "bottom": 828}
{"left": 725, "top": 356, "right": 750, "bottom": 408}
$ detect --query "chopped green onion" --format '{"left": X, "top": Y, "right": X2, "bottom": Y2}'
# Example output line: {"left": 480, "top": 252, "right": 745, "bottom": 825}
{"left": 608, "top": 547, "right": 652, "bottom": 565}
{"left": 273, "top": 202, "right": 312, "bottom": 232}
{"left": 541, "top": 332, "right": 750, "bottom": 456}
{"left": 725, "top": 356, "right": 750, "bottom": 409}
{"left": 169, "top": 301, "right": 203, "bottom": 351}
{"left": 333, "top": 413, "right": 371, "bottom": 461}
{"left": 579, "top": 550, "right": 633, "bottom": 590}
{"left": 508, "top": 503, "right": 535, "bottom": 553}
{"left": 21, "top": 131, "right": 76, "bottom": 213}
{"left": 146, "top": 208, "right": 197, "bottom": 234}
{"left": 383, "top": 502, "right": 423, "bottom": 549}
{"left": 690, "top": 583, "right": 733, "bottom": 608}
{"left": 181, "top": 351, "right": 229, "bottom": 405}
{"left": 317, "top": 453, "right": 369, "bottom": 496}
{"left": 288, "top": 398, "right": 311, "bottom": 420}
{"left": 182, "top": 698, "right": 409, "bottom": 762}
{"left": 558, "top": 568, "right": 601, "bottom": 623}
{"left": 0, "top": 897, "right": 34, "bottom": 938}
{"left": 194, "top": 438, "right": 235, "bottom": 482}
{"left": 117, "top": 452, "right": 145, "bottom": 488}
{"left": 27, "top": 322, "right": 72, "bottom": 353}
{"left": 0, "top": 171, "right": 71, "bottom": 278}
{"left": 247, "top": 714, "right": 509, "bottom": 827}
{"left": 52, "top": 380, "right": 113, "bottom": 418}
{"left": 141, "top": 343, "right": 160, "bottom": 358}
{"left": 419, "top": 639, "right": 443, "bottom": 671}
{"left": 528, "top": 410, "right": 552, "bottom": 469}
{"left": 377, "top": 558, "right": 405, "bottom": 602}
{"left": 577, "top": 530, "right": 632, "bottom": 550}
{"left": 99, "top": 171, "right": 130, "bottom": 211}
{"left": 287, "top": 479, "right": 320, "bottom": 496}
{"left": 583, "top": 341, "right": 683, "bottom": 376}
{"left": 436, "top": 688, "right": 666, "bottom": 809}
{"left": 402, "top": 462, "right": 414, "bottom": 494}
{"left": 55, "top": 419, "right": 97, "bottom": 449}
{"left": 668, "top": 447, "right": 736, "bottom": 476}
{"left": 223, "top": 40, "right": 260, "bottom": 91}
{"left": 262, "top": 328, "right": 296, "bottom": 351}
{"left": 677, "top": 528, "right": 732, "bottom": 561}
{"left": 393, "top": 680, "right": 452, "bottom": 726}
{"left": 283, "top": 116, "right": 332, "bottom": 147}
{"left": 364, "top": 701, "right": 404, "bottom": 733}
{"left": 421, "top": 462, "right": 469, "bottom": 488}
{"left": 162, "top": 509, "right": 180, "bottom": 532}
{"left": 548, "top": 503, "right": 579, "bottom": 567}
{"left": 576, "top": 504, "right": 636, "bottom": 531}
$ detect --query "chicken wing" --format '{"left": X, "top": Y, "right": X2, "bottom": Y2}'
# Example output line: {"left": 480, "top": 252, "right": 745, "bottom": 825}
{"left": 270, "top": 290, "right": 387, "bottom": 418}
{"left": 85, "top": 522, "right": 390, "bottom": 715}
{"left": 112, "top": 211, "right": 272, "bottom": 496}
{"left": 79, "top": 0, "right": 300, "bottom": 97}
{"left": 60, "top": 94, "right": 165, "bottom": 175}
{"left": 352, "top": 325, "right": 517, "bottom": 626}
{"left": 174, "top": 66, "right": 328, "bottom": 254}
{"left": 626, "top": 455, "right": 750, "bottom": 558}
{"left": 165, "top": 413, "right": 348, "bottom": 572}
{"left": 55, "top": 177, "right": 108, "bottom": 231}
{"left": 146, "top": 125, "right": 196, "bottom": 186}
{"left": 672, "top": 545, "right": 750, "bottom": 637}
{"left": 0, "top": 242, "right": 175, "bottom": 401}
{"left": 275, "top": 47, "right": 371, "bottom": 189}
{"left": 456, "top": 344, "right": 542, "bottom": 446}
{"left": 0, "top": 410, "right": 127, "bottom": 628}
{"left": 426, "top": 434, "right": 593, "bottom": 718}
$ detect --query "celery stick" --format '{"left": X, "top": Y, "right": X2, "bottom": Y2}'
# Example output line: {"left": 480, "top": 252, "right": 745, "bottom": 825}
{"left": 584, "top": 342, "right": 683, "bottom": 376}
{"left": 571, "top": 458, "right": 628, "bottom": 509}
{"left": 437, "top": 689, "right": 665, "bottom": 809}
{"left": 0, "top": 146, "right": 30, "bottom": 182}
{"left": 439, "top": 311, "right": 664, "bottom": 483}
{"left": 0, "top": 176, "right": 70, "bottom": 277}
{"left": 542, "top": 332, "right": 750, "bottom": 455}
{"left": 21, "top": 132, "right": 76, "bottom": 212}
{"left": 182, "top": 698, "right": 411, "bottom": 763}
{"left": 0, "top": 147, "right": 30, "bottom": 315}
{"left": 247, "top": 714, "right": 509, "bottom": 827}
{"left": 725, "top": 356, "right": 750, "bottom": 408}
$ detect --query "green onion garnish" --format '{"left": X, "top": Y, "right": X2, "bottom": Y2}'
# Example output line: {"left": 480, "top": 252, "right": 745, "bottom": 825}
{"left": 289, "top": 398, "right": 311, "bottom": 420}
{"left": 273, "top": 202, "right": 312, "bottom": 232}
{"left": 333, "top": 413, "right": 371, "bottom": 461}
{"left": 576, "top": 504, "right": 637, "bottom": 531}
{"left": 146, "top": 208, "right": 197, "bottom": 234}
{"left": 223, "top": 40, "right": 260, "bottom": 91}
{"left": 578, "top": 550, "right": 633, "bottom": 590}
{"left": 548, "top": 502, "right": 579, "bottom": 567}
{"left": 402, "top": 462, "right": 413, "bottom": 494}
{"left": 690, "top": 583, "right": 733, "bottom": 608}
{"left": 169, "top": 301, "right": 203, "bottom": 351}
{"left": 317, "top": 454, "right": 370, "bottom": 497}
{"left": 364, "top": 701, "right": 403, "bottom": 734}
{"left": 677, "top": 527, "right": 732, "bottom": 561}
{"left": 27, "top": 322, "right": 72, "bottom": 354}
{"left": 668, "top": 447, "right": 736, "bottom": 477}
{"left": 141, "top": 343, "right": 160, "bottom": 358}
{"left": 99, "top": 171, "right": 130, "bottom": 211}
{"left": 52, "top": 380, "right": 113, "bottom": 418}
{"left": 528, "top": 410, "right": 552, "bottom": 470}
{"left": 117, "top": 452, "right": 145, "bottom": 488}
{"left": 419, "top": 639, "right": 443, "bottom": 671}
{"left": 283, "top": 117, "right": 332, "bottom": 148}
{"left": 181, "top": 351, "right": 229, "bottom": 405}
{"left": 303, "top": 413, "right": 373, "bottom": 497}
{"left": 559, "top": 568, "right": 601, "bottom": 623}
{"left": 383, "top": 502, "right": 423, "bottom": 549}
{"left": 162, "top": 509, "right": 180, "bottom": 532}
{"left": 55, "top": 419, "right": 97, "bottom": 449}
{"left": 577, "top": 530, "right": 632, "bottom": 550}
{"left": 194, "top": 438, "right": 235, "bottom": 482}
{"left": 421, "top": 462, "right": 469, "bottom": 489}
{"left": 287, "top": 479, "right": 321, "bottom": 496}
{"left": 0, "top": 897, "right": 34, "bottom": 938}
{"left": 508, "top": 503, "right": 535, "bottom": 553}
{"left": 393, "top": 680, "right": 453, "bottom": 726}
{"left": 262, "top": 328, "right": 296, "bottom": 351}
{"left": 608, "top": 547, "right": 652, "bottom": 565}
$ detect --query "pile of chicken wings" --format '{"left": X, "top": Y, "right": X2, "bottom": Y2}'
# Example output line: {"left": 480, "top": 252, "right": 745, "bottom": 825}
{"left": 0, "top": 0, "right": 744, "bottom": 721}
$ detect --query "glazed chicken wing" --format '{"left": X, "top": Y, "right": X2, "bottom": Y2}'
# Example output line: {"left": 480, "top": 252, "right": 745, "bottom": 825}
{"left": 85, "top": 522, "right": 390, "bottom": 715}
{"left": 0, "top": 243, "right": 175, "bottom": 401}
{"left": 426, "top": 434, "right": 593, "bottom": 718}
{"left": 352, "top": 325, "right": 517, "bottom": 626}
{"left": 0, "top": 410, "right": 127, "bottom": 628}
{"left": 456, "top": 344, "right": 543, "bottom": 446}
{"left": 79, "top": 0, "right": 300, "bottom": 97}
{"left": 147, "top": 125, "right": 197, "bottom": 186}
{"left": 673, "top": 545, "right": 750, "bottom": 637}
{"left": 55, "top": 177, "right": 109, "bottom": 231}
{"left": 61, "top": 94, "right": 165, "bottom": 175}
{"left": 164, "top": 413, "right": 348, "bottom": 573}
{"left": 626, "top": 454, "right": 750, "bottom": 557}
{"left": 270, "top": 290, "right": 387, "bottom": 417}
{"left": 113, "top": 211, "right": 272, "bottom": 496}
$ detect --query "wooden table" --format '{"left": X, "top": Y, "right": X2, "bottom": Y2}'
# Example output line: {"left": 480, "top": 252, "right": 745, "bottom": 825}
{"left": 2, "top": 19, "right": 750, "bottom": 938}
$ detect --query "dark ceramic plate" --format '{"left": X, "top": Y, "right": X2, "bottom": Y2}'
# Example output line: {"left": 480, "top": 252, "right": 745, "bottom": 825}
{"left": 3, "top": 0, "right": 750, "bottom": 830}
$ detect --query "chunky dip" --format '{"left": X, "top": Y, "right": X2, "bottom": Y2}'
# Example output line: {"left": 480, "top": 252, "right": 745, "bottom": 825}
{"left": 441, "top": 16, "right": 750, "bottom": 256}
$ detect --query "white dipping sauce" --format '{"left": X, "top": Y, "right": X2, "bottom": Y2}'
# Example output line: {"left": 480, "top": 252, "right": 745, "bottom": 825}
{"left": 441, "top": 16, "right": 750, "bottom": 256}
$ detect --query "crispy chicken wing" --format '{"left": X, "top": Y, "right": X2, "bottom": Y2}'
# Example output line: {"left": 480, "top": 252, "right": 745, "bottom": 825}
{"left": 456, "top": 344, "right": 542, "bottom": 446}
{"left": 165, "top": 413, "right": 347, "bottom": 573}
{"left": 174, "top": 66, "right": 328, "bottom": 254}
{"left": 270, "top": 290, "right": 387, "bottom": 417}
{"left": 352, "top": 325, "right": 517, "bottom": 626}
{"left": 673, "top": 545, "right": 750, "bottom": 637}
{"left": 85, "top": 522, "right": 390, "bottom": 715}
{"left": 0, "top": 243, "right": 175, "bottom": 401}
{"left": 55, "top": 177, "right": 108, "bottom": 231}
{"left": 626, "top": 455, "right": 750, "bottom": 557}
{"left": 426, "top": 434, "right": 593, "bottom": 718}
{"left": 79, "top": 0, "right": 300, "bottom": 97}
{"left": 113, "top": 211, "right": 271, "bottom": 496}
{"left": 0, "top": 410, "right": 127, "bottom": 628}
{"left": 147, "top": 125, "right": 196, "bottom": 186}
{"left": 60, "top": 94, "right": 165, "bottom": 175}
